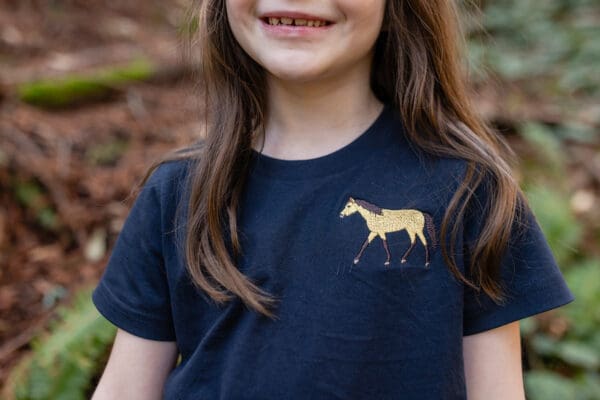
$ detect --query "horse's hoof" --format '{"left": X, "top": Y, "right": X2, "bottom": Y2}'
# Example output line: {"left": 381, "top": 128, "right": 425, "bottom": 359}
{"left": 353, "top": 258, "right": 360, "bottom": 264}
{"left": 401, "top": 259, "right": 406, "bottom": 263}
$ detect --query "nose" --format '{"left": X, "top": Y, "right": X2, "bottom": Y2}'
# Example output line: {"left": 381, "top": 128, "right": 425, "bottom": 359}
{"left": 339, "top": 213, "right": 344, "bottom": 218}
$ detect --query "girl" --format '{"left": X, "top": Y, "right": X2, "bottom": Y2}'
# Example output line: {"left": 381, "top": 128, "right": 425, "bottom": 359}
{"left": 91, "top": 0, "right": 575, "bottom": 399}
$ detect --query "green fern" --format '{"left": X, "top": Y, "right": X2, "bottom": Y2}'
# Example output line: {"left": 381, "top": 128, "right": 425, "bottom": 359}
{"left": 3, "top": 286, "right": 116, "bottom": 400}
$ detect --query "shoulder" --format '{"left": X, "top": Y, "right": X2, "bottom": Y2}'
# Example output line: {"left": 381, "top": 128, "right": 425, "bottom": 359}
{"left": 143, "top": 140, "right": 204, "bottom": 192}
{"left": 141, "top": 155, "right": 197, "bottom": 209}
{"left": 146, "top": 158, "right": 193, "bottom": 190}
{"left": 385, "top": 111, "right": 470, "bottom": 185}
{"left": 136, "top": 157, "right": 195, "bottom": 225}
{"left": 396, "top": 143, "right": 471, "bottom": 194}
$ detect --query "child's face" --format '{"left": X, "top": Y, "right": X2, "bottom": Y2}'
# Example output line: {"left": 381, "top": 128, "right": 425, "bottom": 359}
{"left": 226, "top": 0, "right": 386, "bottom": 84}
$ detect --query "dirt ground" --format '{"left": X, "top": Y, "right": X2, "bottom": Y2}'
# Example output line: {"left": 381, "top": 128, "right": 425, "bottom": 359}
{"left": 0, "top": 0, "right": 200, "bottom": 385}
{"left": 1, "top": 0, "right": 599, "bottom": 391}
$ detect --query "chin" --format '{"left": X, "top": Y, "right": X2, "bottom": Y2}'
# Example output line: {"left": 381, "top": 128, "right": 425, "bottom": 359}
{"left": 262, "top": 61, "right": 331, "bottom": 84}
{"left": 254, "top": 51, "right": 331, "bottom": 80}
{"left": 270, "top": 70, "right": 325, "bottom": 83}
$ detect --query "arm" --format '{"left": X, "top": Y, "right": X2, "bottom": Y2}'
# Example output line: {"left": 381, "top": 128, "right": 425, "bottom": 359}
{"left": 463, "top": 321, "right": 525, "bottom": 399}
{"left": 92, "top": 328, "right": 179, "bottom": 400}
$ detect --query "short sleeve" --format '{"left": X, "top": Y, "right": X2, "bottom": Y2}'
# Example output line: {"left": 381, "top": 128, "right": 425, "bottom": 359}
{"left": 462, "top": 178, "right": 575, "bottom": 336}
{"left": 92, "top": 165, "right": 176, "bottom": 341}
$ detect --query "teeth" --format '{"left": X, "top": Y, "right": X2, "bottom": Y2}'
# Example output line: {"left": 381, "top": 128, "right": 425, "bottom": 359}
{"left": 266, "top": 17, "right": 328, "bottom": 27}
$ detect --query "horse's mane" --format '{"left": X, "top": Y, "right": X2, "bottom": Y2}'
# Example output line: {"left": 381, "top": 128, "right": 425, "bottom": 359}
{"left": 354, "top": 199, "right": 383, "bottom": 215}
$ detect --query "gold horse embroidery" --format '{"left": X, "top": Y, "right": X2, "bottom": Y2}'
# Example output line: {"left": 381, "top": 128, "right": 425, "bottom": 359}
{"left": 339, "top": 197, "right": 437, "bottom": 267}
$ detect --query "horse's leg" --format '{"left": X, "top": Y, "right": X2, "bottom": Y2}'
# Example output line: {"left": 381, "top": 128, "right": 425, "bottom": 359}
{"left": 354, "top": 238, "right": 369, "bottom": 264}
{"left": 354, "top": 232, "right": 377, "bottom": 264}
{"left": 416, "top": 230, "right": 430, "bottom": 267}
{"left": 382, "top": 237, "right": 392, "bottom": 266}
{"left": 401, "top": 231, "right": 417, "bottom": 263}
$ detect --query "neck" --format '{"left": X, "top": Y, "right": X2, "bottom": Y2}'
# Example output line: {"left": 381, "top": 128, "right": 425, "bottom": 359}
{"left": 255, "top": 60, "right": 384, "bottom": 160}
{"left": 356, "top": 206, "right": 374, "bottom": 221}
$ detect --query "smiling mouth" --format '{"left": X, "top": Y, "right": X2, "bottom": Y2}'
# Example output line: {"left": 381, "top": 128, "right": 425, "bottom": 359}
{"left": 261, "top": 17, "right": 332, "bottom": 27}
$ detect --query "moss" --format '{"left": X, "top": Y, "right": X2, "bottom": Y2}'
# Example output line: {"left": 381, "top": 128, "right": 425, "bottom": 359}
{"left": 18, "top": 59, "right": 154, "bottom": 109}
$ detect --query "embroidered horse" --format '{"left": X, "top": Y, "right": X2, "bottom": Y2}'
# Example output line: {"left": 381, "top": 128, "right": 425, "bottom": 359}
{"left": 339, "top": 197, "right": 437, "bottom": 267}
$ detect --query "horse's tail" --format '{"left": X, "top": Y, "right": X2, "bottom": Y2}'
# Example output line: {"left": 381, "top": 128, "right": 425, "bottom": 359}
{"left": 424, "top": 213, "right": 437, "bottom": 249}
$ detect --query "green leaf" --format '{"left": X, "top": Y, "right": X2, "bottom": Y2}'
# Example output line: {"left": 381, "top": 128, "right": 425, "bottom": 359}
{"left": 519, "top": 122, "right": 565, "bottom": 169}
{"left": 557, "top": 341, "right": 600, "bottom": 369}
{"left": 525, "top": 370, "right": 577, "bottom": 400}
{"left": 4, "top": 287, "right": 117, "bottom": 400}
{"left": 524, "top": 185, "right": 583, "bottom": 266}
{"left": 563, "top": 260, "right": 600, "bottom": 339}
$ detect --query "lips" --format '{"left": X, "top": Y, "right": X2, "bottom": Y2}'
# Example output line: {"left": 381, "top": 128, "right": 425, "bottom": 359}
{"left": 259, "top": 11, "right": 334, "bottom": 27}
{"left": 264, "top": 17, "right": 330, "bottom": 27}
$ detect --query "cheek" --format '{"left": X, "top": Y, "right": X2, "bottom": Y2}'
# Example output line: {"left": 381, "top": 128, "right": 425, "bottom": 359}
{"left": 225, "top": 0, "right": 253, "bottom": 15}
{"left": 225, "top": 0, "right": 256, "bottom": 54}
{"left": 342, "top": 0, "right": 386, "bottom": 38}
{"left": 225, "top": 0, "right": 255, "bottom": 35}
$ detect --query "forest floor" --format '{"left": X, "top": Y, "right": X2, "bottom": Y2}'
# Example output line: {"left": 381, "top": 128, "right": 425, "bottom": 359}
{"left": 1, "top": 0, "right": 598, "bottom": 390}
{"left": 0, "top": 1, "right": 199, "bottom": 385}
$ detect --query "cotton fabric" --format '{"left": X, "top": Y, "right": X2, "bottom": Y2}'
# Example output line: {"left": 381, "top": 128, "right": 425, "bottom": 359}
{"left": 92, "top": 105, "right": 574, "bottom": 399}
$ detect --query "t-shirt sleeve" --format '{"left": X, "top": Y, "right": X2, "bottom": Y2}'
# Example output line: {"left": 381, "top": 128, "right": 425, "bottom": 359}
{"left": 462, "top": 177, "right": 575, "bottom": 336}
{"left": 92, "top": 165, "right": 176, "bottom": 341}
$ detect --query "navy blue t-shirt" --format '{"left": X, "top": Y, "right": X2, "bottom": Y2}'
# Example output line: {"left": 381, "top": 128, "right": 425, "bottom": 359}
{"left": 92, "top": 105, "right": 575, "bottom": 399}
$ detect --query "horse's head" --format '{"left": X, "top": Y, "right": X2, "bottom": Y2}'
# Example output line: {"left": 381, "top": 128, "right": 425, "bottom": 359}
{"left": 339, "top": 197, "right": 360, "bottom": 218}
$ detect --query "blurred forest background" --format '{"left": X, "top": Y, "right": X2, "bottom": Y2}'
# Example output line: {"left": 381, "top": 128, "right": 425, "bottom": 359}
{"left": 0, "top": 0, "right": 598, "bottom": 399}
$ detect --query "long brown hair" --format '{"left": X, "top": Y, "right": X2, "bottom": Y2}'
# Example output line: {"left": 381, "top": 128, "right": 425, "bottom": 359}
{"left": 141, "top": 0, "right": 528, "bottom": 319}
